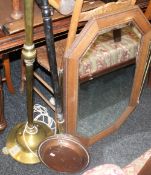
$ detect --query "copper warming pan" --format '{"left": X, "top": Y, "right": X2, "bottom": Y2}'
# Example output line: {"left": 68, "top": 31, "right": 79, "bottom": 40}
{"left": 38, "top": 134, "right": 89, "bottom": 173}
{"left": 36, "top": 0, "right": 89, "bottom": 173}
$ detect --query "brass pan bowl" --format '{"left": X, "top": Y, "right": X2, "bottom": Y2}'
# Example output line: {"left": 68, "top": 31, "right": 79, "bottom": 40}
{"left": 38, "top": 134, "right": 89, "bottom": 173}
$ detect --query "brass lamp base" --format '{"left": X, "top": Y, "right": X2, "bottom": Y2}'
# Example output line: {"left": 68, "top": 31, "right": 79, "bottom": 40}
{"left": 6, "top": 121, "right": 53, "bottom": 164}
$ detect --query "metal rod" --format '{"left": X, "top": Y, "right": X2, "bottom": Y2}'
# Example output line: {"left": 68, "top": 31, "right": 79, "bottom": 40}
{"left": 24, "top": 0, "right": 34, "bottom": 46}
{"left": 22, "top": 0, "right": 36, "bottom": 128}
{"left": 0, "top": 67, "right": 7, "bottom": 131}
{"left": 37, "top": 0, "right": 63, "bottom": 127}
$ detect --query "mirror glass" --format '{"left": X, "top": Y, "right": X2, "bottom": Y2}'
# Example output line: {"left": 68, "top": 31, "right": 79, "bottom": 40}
{"left": 77, "top": 25, "right": 140, "bottom": 137}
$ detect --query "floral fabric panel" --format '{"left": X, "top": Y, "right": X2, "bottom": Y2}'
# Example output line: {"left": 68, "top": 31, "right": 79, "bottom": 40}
{"left": 79, "top": 26, "right": 140, "bottom": 79}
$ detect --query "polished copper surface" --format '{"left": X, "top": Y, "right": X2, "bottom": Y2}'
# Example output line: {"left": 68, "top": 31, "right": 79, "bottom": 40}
{"left": 38, "top": 134, "right": 89, "bottom": 173}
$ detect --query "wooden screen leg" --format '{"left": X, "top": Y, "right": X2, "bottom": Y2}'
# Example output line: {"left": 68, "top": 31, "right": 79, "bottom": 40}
{"left": 113, "top": 29, "right": 121, "bottom": 42}
{"left": 3, "top": 54, "right": 15, "bottom": 94}
{"left": 11, "top": 0, "right": 23, "bottom": 20}
{"left": 147, "top": 64, "right": 151, "bottom": 88}
{"left": 0, "top": 70, "right": 7, "bottom": 132}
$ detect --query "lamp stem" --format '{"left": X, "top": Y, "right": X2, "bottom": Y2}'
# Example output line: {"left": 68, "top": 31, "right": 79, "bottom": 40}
{"left": 22, "top": 0, "right": 36, "bottom": 128}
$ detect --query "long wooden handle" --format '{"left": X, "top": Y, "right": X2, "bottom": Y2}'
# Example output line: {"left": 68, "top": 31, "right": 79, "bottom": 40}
{"left": 65, "top": 0, "right": 83, "bottom": 51}
{"left": 40, "top": 0, "right": 63, "bottom": 122}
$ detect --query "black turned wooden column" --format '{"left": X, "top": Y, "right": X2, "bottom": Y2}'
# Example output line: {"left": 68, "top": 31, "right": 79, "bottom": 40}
{"left": 0, "top": 67, "right": 7, "bottom": 131}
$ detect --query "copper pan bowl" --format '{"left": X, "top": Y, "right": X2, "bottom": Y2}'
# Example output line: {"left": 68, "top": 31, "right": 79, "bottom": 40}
{"left": 38, "top": 134, "right": 89, "bottom": 173}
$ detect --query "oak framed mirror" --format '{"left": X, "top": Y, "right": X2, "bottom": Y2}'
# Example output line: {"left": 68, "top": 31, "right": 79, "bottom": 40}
{"left": 63, "top": 6, "right": 151, "bottom": 147}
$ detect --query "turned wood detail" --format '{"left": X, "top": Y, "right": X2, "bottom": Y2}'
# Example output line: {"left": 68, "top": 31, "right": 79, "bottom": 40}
{"left": 0, "top": 68, "right": 7, "bottom": 131}
{"left": 11, "top": 0, "right": 23, "bottom": 20}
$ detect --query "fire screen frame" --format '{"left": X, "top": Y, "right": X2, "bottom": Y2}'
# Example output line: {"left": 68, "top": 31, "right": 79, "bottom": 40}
{"left": 63, "top": 6, "right": 151, "bottom": 146}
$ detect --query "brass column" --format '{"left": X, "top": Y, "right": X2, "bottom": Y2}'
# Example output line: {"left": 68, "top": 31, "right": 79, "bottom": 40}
{"left": 22, "top": 0, "right": 36, "bottom": 128}
{"left": 6, "top": 0, "right": 53, "bottom": 164}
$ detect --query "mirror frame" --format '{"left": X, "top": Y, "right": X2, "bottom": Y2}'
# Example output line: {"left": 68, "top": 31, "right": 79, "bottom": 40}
{"left": 63, "top": 6, "right": 151, "bottom": 146}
